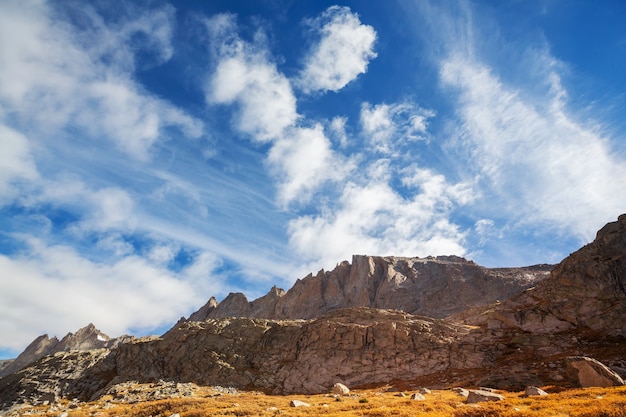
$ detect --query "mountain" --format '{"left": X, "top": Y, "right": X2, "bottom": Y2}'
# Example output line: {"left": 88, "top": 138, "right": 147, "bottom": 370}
{"left": 461, "top": 213, "right": 626, "bottom": 335}
{"left": 189, "top": 255, "right": 552, "bottom": 321}
{"left": 0, "top": 324, "right": 131, "bottom": 379}
{"left": 1, "top": 215, "right": 624, "bottom": 409}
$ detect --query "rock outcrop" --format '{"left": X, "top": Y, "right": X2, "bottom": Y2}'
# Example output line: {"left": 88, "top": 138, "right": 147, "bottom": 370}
{"left": 190, "top": 256, "right": 551, "bottom": 321}
{"left": 0, "top": 324, "right": 126, "bottom": 379}
{"left": 463, "top": 214, "right": 626, "bottom": 336}
{"left": 566, "top": 356, "right": 625, "bottom": 387}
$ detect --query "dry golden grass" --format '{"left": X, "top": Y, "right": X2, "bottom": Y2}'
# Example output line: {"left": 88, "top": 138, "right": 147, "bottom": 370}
{"left": 30, "top": 385, "right": 626, "bottom": 417}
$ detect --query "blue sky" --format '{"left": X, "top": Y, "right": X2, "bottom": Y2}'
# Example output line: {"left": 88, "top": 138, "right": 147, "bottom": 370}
{"left": 1, "top": 0, "right": 625, "bottom": 358}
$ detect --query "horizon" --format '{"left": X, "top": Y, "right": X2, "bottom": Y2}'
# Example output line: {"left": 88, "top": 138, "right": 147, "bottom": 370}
{"left": 1, "top": 0, "right": 625, "bottom": 359}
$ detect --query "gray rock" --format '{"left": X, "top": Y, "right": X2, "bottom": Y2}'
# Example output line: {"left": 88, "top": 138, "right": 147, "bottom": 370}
{"left": 452, "top": 387, "right": 469, "bottom": 397}
{"left": 331, "top": 383, "right": 350, "bottom": 396}
{"left": 289, "top": 400, "right": 310, "bottom": 407}
{"left": 525, "top": 386, "right": 548, "bottom": 396}
{"left": 410, "top": 393, "right": 425, "bottom": 400}
{"left": 467, "top": 389, "right": 504, "bottom": 403}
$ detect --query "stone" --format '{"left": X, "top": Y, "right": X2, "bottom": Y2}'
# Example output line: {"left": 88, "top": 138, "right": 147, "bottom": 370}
{"left": 410, "top": 393, "right": 425, "bottom": 400}
{"left": 452, "top": 387, "right": 469, "bottom": 397}
{"left": 289, "top": 400, "right": 310, "bottom": 407}
{"left": 417, "top": 387, "right": 431, "bottom": 394}
{"left": 566, "top": 356, "right": 625, "bottom": 387}
{"left": 331, "top": 383, "right": 350, "bottom": 396}
{"left": 467, "top": 389, "right": 505, "bottom": 403}
{"left": 525, "top": 386, "right": 548, "bottom": 396}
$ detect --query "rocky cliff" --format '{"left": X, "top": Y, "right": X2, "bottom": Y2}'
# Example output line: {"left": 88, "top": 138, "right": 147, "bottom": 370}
{"left": 190, "top": 255, "right": 551, "bottom": 321}
{"left": 462, "top": 214, "right": 626, "bottom": 336}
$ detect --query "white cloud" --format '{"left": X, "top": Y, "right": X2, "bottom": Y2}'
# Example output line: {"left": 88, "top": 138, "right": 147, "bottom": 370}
{"left": 299, "top": 6, "right": 377, "bottom": 93}
{"left": 86, "top": 187, "right": 136, "bottom": 232}
{"left": 329, "top": 116, "right": 349, "bottom": 148}
{"left": 441, "top": 53, "right": 626, "bottom": 239}
{"left": 360, "top": 102, "right": 435, "bottom": 154}
{"left": 288, "top": 163, "right": 470, "bottom": 270}
{"left": 205, "top": 15, "right": 298, "bottom": 143}
{"left": 0, "top": 238, "right": 223, "bottom": 350}
{"left": 0, "top": 124, "right": 38, "bottom": 202}
{"left": 268, "top": 125, "right": 353, "bottom": 207}
{"left": 0, "top": 1, "right": 203, "bottom": 159}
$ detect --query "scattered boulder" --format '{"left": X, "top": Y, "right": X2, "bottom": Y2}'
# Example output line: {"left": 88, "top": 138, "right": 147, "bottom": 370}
{"left": 566, "top": 356, "right": 625, "bottom": 387}
{"left": 289, "top": 400, "right": 310, "bottom": 407}
{"left": 525, "top": 386, "right": 548, "bottom": 396}
{"left": 417, "top": 387, "right": 431, "bottom": 394}
{"left": 410, "top": 393, "right": 425, "bottom": 400}
{"left": 467, "top": 389, "right": 505, "bottom": 404}
{"left": 452, "top": 387, "right": 469, "bottom": 397}
{"left": 331, "top": 383, "right": 350, "bottom": 396}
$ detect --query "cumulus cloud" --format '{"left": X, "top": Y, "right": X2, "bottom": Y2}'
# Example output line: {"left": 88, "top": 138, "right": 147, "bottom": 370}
{"left": 288, "top": 162, "right": 472, "bottom": 270}
{"left": 268, "top": 125, "right": 354, "bottom": 207}
{"left": 298, "top": 6, "right": 377, "bottom": 93}
{"left": 360, "top": 102, "right": 435, "bottom": 154}
{"left": 0, "top": 1, "right": 203, "bottom": 159}
{"left": 441, "top": 53, "right": 626, "bottom": 239}
{"left": 205, "top": 14, "right": 298, "bottom": 143}
{"left": 0, "top": 238, "right": 223, "bottom": 351}
{"left": 205, "top": 13, "right": 352, "bottom": 207}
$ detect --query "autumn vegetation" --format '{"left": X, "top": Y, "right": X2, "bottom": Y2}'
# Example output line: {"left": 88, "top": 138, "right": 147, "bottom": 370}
{"left": 26, "top": 385, "right": 626, "bottom": 417}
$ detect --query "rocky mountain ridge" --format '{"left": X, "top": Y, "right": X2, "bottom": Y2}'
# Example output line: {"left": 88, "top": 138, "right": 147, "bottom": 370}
{"left": 0, "top": 324, "right": 131, "bottom": 379}
{"left": 190, "top": 255, "right": 552, "bottom": 321}
{"left": 1, "top": 215, "right": 625, "bottom": 409}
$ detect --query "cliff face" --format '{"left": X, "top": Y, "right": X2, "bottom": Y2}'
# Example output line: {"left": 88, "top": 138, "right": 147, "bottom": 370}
{"left": 192, "top": 255, "right": 551, "bottom": 321}
{"left": 464, "top": 214, "right": 626, "bottom": 336}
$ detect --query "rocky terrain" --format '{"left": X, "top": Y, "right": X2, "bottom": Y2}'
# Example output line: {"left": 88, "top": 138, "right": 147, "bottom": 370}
{"left": 1, "top": 215, "right": 625, "bottom": 411}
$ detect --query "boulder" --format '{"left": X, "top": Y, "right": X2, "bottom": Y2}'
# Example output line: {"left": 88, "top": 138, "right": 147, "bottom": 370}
{"left": 566, "top": 356, "right": 625, "bottom": 387}
{"left": 410, "top": 393, "right": 425, "bottom": 400}
{"left": 525, "top": 386, "right": 548, "bottom": 396}
{"left": 331, "top": 383, "right": 350, "bottom": 396}
{"left": 467, "top": 389, "right": 504, "bottom": 403}
{"left": 289, "top": 400, "right": 310, "bottom": 407}
{"left": 452, "top": 387, "right": 469, "bottom": 397}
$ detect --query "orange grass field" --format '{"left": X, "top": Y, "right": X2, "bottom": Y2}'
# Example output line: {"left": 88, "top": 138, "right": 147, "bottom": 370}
{"left": 22, "top": 385, "right": 626, "bottom": 417}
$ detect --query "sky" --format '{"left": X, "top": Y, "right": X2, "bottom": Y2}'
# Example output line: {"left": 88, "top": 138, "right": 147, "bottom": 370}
{"left": 1, "top": 0, "right": 625, "bottom": 359}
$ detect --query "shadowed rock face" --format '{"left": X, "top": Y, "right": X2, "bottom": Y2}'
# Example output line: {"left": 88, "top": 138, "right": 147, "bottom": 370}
{"left": 192, "top": 255, "right": 552, "bottom": 321}
{"left": 465, "top": 214, "right": 626, "bottom": 336}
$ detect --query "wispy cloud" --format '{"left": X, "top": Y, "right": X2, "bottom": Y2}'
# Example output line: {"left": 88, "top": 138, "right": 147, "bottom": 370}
{"left": 0, "top": 125, "right": 38, "bottom": 202}
{"left": 0, "top": 236, "right": 222, "bottom": 350}
{"left": 0, "top": 1, "right": 202, "bottom": 159}
{"left": 441, "top": 52, "right": 626, "bottom": 239}
{"left": 298, "top": 6, "right": 377, "bottom": 94}
{"left": 360, "top": 102, "right": 435, "bottom": 155}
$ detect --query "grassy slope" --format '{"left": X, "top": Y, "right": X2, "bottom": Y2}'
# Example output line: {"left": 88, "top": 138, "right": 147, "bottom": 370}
{"left": 16, "top": 385, "right": 626, "bottom": 417}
